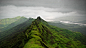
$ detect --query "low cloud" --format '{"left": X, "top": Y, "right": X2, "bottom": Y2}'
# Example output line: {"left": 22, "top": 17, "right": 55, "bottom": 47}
{"left": 0, "top": 5, "right": 81, "bottom": 21}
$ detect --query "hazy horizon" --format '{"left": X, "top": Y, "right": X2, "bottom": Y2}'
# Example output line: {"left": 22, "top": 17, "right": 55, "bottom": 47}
{"left": 0, "top": 0, "right": 86, "bottom": 21}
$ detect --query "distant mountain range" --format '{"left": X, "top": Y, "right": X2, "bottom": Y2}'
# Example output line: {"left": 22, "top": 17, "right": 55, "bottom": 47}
{"left": 0, "top": 16, "right": 86, "bottom": 48}
{"left": 49, "top": 21, "right": 86, "bottom": 35}
{"left": 60, "top": 21, "right": 86, "bottom": 26}
{"left": 0, "top": 16, "right": 28, "bottom": 32}
{"left": 77, "top": 20, "right": 86, "bottom": 24}
{"left": 54, "top": 16, "right": 86, "bottom": 23}
{"left": 0, "top": 16, "right": 21, "bottom": 28}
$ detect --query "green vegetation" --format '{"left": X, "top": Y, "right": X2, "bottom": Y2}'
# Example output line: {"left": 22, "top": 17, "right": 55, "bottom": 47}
{"left": 0, "top": 16, "right": 28, "bottom": 32}
{"left": 48, "top": 22, "right": 86, "bottom": 35}
{"left": 0, "top": 16, "right": 21, "bottom": 28}
{"left": 0, "top": 16, "right": 86, "bottom": 48}
{"left": 0, "top": 18, "right": 34, "bottom": 42}
{"left": 24, "top": 17, "right": 86, "bottom": 48}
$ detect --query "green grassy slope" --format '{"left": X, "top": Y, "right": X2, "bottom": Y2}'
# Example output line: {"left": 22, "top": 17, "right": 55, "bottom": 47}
{"left": 48, "top": 22, "right": 86, "bottom": 35}
{"left": 0, "top": 16, "right": 21, "bottom": 28}
{"left": 0, "top": 18, "right": 34, "bottom": 42}
{"left": 0, "top": 17, "right": 86, "bottom": 48}
{"left": 47, "top": 25, "right": 86, "bottom": 45}
{"left": 0, "top": 16, "right": 28, "bottom": 32}
{"left": 24, "top": 17, "right": 86, "bottom": 48}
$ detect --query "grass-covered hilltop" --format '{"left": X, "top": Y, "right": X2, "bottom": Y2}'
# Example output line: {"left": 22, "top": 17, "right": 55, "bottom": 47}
{"left": 0, "top": 16, "right": 86, "bottom": 48}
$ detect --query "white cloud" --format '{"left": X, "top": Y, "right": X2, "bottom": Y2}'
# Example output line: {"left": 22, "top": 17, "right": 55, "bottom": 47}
{"left": 0, "top": 5, "right": 80, "bottom": 21}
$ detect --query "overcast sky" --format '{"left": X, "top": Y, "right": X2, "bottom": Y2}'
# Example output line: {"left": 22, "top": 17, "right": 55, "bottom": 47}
{"left": 0, "top": 0, "right": 86, "bottom": 21}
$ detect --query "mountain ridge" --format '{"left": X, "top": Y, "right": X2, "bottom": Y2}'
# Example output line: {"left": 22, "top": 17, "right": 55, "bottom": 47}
{"left": 0, "top": 16, "right": 86, "bottom": 48}
{"left": 24, "top": 17, "right": 86, "bottom": 48}
{"left": 0, "top": 16, "right": 28, "bottom": 32}
{"left": 48, "top": 22, "right": 86, "bottom": 35}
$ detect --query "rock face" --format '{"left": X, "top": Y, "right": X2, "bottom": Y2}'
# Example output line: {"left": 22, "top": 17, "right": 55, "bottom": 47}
{"left": 37, "top": 16, "right": 41, "bottom": 20}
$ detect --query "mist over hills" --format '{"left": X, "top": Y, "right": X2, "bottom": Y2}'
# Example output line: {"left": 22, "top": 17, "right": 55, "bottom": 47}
{"left": 49, "top": 22, "right": 86, "bottom": 35}
{"left": 54, "top": 16, "right": 86, "bottom": 23}
{"left": 0, "top": 0, "right": 86, "bottom": 48}
{"left": 0, "top": 16, "right": 28, "bottom": 32}
{"left": 0, "top": 16, "right": 21, "bottom": 29}
{"left": 77, "top": 20, "right": 86, "bottom": 24}
{"left": 0, "top": 16, "right": 86, "bottom": 48}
